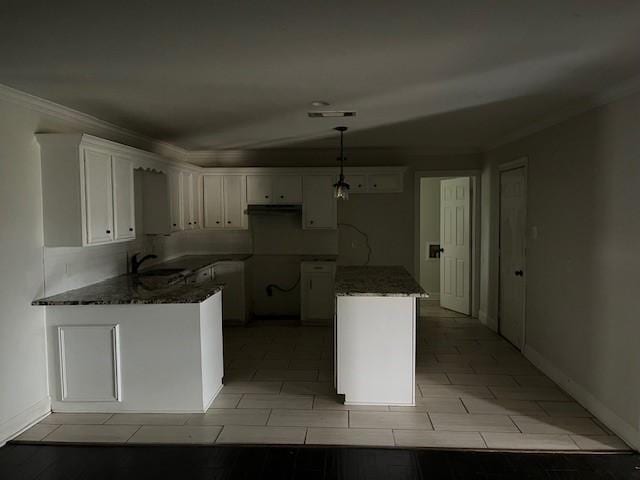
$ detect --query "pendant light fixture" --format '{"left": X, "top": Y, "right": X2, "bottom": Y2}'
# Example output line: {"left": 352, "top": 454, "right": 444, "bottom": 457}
{"left": 333, "top": 126, "right": 350, "bottom": 200}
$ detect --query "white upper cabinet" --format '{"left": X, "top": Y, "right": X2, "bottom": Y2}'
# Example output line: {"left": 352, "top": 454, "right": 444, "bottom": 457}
{"left": 223, "top": 175, "right": 247, "bottom": 229}
{"left": 246, "top": 175, "right": 272, "bottom": 204}
{"left": 247, "top": 175, "right": 302, "bottom": 205}
{"left": 302, "top": 175, "right": 337, "bottom": 230}
{"left": 344, "top": 174, "right": 367, "bottom": 193}
{"left": 82, "top": 148, "right": 114, "bottom": 245}
{"left": 203, "top": 175, "right": 247, "bottom": 230}
{"left": 168, "top": 170, "right": 182, "bottom": 232}
{"left": 181, "top": 172, "right": 194, "bottom": 229}
{"left": 342, "top": 171, "right": 403, "bottom": 194}
{"left": 112, "top": 155, "right": 135, "bottom": 241}
{"left": 368, "top": 172, "right": 403, "bottom": 192}
{"left": 191, "top": 174, "right": 202, "bottom": 229}
{"left": 37, "top": 134, "right": 141, "bottom": 247}
{"left": 203, "top": 175, "right": 223, "bottom": 228}
{"left": 273, "top": 176, "right": 302, "bottom": 204}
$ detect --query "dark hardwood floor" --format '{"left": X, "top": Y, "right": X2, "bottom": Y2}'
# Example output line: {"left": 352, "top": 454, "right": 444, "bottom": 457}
{"left": 0, "top": 443, "right": 638, "bottom": 479}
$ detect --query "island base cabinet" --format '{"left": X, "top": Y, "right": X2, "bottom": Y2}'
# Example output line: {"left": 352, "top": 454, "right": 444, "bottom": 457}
{"left": 45, "top": 292, "right": 224, "bottom": 413}
{"left": 335, "top": 296, "right": 416, "bottom": 406}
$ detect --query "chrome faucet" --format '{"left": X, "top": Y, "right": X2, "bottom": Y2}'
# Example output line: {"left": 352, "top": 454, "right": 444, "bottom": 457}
{"left": 131, "top": 253, "right": 158, "bottom": 274}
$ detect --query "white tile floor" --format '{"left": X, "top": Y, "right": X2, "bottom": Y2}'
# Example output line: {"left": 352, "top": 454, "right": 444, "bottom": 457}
{"left": 13, "top": 305, "right": 631, "bottom": 451}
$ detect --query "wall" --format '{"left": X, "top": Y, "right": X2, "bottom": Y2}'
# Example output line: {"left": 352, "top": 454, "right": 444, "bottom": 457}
{"left": 0, "top": 89, "right": 174, "bottom": 445}
{"left": 418, "top": 177, "right": 444, "bottom": 296}
{"left": 482, "top": 91, "right": 640, "bottom": 448}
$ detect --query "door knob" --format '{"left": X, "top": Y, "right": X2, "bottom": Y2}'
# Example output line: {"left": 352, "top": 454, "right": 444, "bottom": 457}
{"left": 515, "top": 270, "right": 524, "bottom": 277}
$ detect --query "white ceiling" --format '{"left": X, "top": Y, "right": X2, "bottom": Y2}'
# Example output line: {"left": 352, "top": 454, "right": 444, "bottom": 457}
{"left": 1, "top": 1, "right": 640, "bottom": 152}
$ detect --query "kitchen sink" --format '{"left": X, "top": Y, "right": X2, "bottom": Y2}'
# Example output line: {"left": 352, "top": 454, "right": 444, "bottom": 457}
{"left": 138, "top": 268, "right": 186, "bottom": 276}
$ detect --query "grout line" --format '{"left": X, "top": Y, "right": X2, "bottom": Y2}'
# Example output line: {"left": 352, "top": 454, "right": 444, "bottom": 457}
{"left": 124, "top": 425, "right": 143, "bottom": 443}
{"left": 101, "top": 414, "right": 114, "bottom": 424}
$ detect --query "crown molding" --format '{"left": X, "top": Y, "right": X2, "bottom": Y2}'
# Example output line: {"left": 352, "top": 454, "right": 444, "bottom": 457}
{"left": 0, "top": 82, "right": 189, "bottom": 162}
{"left": 484, "top": 74, "right": 640, "bottom": 152}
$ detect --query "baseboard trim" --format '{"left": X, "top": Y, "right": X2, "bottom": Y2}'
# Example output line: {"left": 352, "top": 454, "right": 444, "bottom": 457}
{"left": 0, "top": 396, "right": 51, "bottom": 447}
{"left": 523, "top": 344, "right": 639, "bottom": 451}
{"left": 203, "top": 382, "right": 224, "bottom": 412}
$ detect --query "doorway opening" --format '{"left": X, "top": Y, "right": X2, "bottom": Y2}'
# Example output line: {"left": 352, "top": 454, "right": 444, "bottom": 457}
{"left": 415, "top": 171, "right": 481, "bottom": 318}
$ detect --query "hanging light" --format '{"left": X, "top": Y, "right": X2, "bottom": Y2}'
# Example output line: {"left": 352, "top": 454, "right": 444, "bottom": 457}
{"left": 333, "top": 126, "right": 350, "bottom": 200}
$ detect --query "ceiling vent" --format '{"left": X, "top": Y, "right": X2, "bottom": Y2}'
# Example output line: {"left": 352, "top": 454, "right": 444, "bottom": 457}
{"left": 308, "top": 111, "right": 356, "bottom": 118}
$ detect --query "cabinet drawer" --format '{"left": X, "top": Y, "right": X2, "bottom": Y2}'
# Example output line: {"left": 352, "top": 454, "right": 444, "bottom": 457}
{"left": 301, "top": 263, "right": 334, "bottom": 273}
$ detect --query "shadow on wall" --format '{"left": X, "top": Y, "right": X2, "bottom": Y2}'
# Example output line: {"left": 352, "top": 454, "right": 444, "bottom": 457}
{"left": 487, "top": 96, "right": 640, "bottom": 440}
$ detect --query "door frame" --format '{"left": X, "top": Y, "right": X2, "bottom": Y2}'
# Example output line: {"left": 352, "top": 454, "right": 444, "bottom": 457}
{"left": 497, "top": 157, "right": 528, "bottom": 350}
{"left": 413, "top": 170, "right": 481, "bottom": 317}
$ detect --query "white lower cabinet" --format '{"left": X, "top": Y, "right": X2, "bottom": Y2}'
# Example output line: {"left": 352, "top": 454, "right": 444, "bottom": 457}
{"left": 57, "top": 325, "right": 121, "bottom": 402}
{"left": 214, "top": 261, "right": 248, "bottom": 324}
{"left": 301, "top": 262, "right": 335, "bottom": 325}
{"left": 335, "top": 296, "right": 416, "bottom": 405}
{"left": 46, "top": 293, "right": 224, "bottom": 412}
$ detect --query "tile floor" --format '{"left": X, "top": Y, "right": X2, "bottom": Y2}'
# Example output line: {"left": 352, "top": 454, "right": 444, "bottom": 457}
{"left": 12, "top": 305, "right": 631, "bottom": 451}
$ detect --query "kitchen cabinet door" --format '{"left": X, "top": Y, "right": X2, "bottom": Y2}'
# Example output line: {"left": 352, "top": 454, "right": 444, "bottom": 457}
{"left": 112, "top": 155, "right": 135, "bottom": 241}
{"left": 181, "top": 172, "right": 195, "bottom": 229}
{"left": 274, "top": 175, "right": 302, "bottom": 204}
{"left": 191, "top": 174, "right": 202, "bottom": 229}
{"left": 344, "top": 174, "right": 367, "bottom": 193}
{"left": 368, "top": 173, "right": 402, "bottom": 193}
{"left": 302, "top": 271, "right": 334, "bottom": 324}
{"left": 203, "top": 175, "right": 224, "bottom": 229}
{"left": 82, "top": 148, "right": 114, "bottom": 245}
{"left": 214, "top": 261, "right": 247, "bottom": 324}
{"left": 246, "top": 175, "right": 272, "bottom": 204}
{"left": 223, "top": 175, "right": 247, "bottom": 229}
{"left": 168, "top": 170, "right": 182, "bottom": 232}
{"left": 302, "top": 175, "right": 337, "bottom": 229}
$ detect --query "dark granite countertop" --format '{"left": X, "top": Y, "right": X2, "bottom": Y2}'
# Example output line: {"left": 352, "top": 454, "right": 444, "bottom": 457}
{"left": 31, "top": 275, "right": 225, "bottom": 305}
{"left": 32, "top": 254, "right": 252, "bottom": 306}
{"left": 334, "top": 266, "right": 429, "bottom": 297}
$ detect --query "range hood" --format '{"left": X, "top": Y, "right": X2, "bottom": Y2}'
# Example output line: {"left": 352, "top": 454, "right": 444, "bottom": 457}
{"left": 245, "top": 204, "right": 302, "bottom": 215}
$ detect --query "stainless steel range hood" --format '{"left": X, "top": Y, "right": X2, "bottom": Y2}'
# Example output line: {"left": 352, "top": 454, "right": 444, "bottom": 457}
{"left": 245, "top": 204, "right": 302, "bottom": 216}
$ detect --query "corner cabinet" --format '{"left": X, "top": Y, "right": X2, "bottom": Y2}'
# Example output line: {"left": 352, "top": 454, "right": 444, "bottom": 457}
{"left": 302, "top": 175, "right": 337, "bottom": 229}
{"left": 38, "top": 134, "right": 137, "bottom": 247}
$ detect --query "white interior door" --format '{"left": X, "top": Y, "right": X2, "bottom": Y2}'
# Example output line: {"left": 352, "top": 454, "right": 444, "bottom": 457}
{"left": 440, "top": 177, "right": 471, "bottom": 314}
{"left": 499, "top": 167, "right": 527, "bottom": 349}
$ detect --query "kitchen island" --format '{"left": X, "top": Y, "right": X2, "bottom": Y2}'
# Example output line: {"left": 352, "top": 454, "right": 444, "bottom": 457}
{"left": 31, "top": 255, "right": 242, "bottom": 414}
{"left": 334, "top": 266, "right": 428, "bottom": 406}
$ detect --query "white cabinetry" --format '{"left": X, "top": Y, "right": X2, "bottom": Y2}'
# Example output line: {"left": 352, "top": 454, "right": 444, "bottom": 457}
{"left": 301, "top": 262, "right": 335, "bottom": 325}
{"left": 57, "top": 325, "right": 121, "bottom": 402}
{"left": 214, "top": 261, "right": 248, "bottom": 324}
{"left": 203, "top": 175, "right": 247, "bottom": 230}
{"left": 302, "top": 175, "right": 337, "bottom": 229}
{"left": 180, "top": 171, "right": 201, "bottom": 230}
{"left": 82, "top": 148, "right": 114, "bottom": 245}
{"left": 168, "top": 170, "right": 183, "bottom": 232}
{"left": 112, "top": 156, "right": 136, "bottom": 241}
{"left": 37, "top": 134, "right": 137, "bottom": 247}
{"left": 247, "top": 175, "right": 302, "bottom": 205}
{"left": 344, "top": 171, "right": 403, "bottom": 193}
